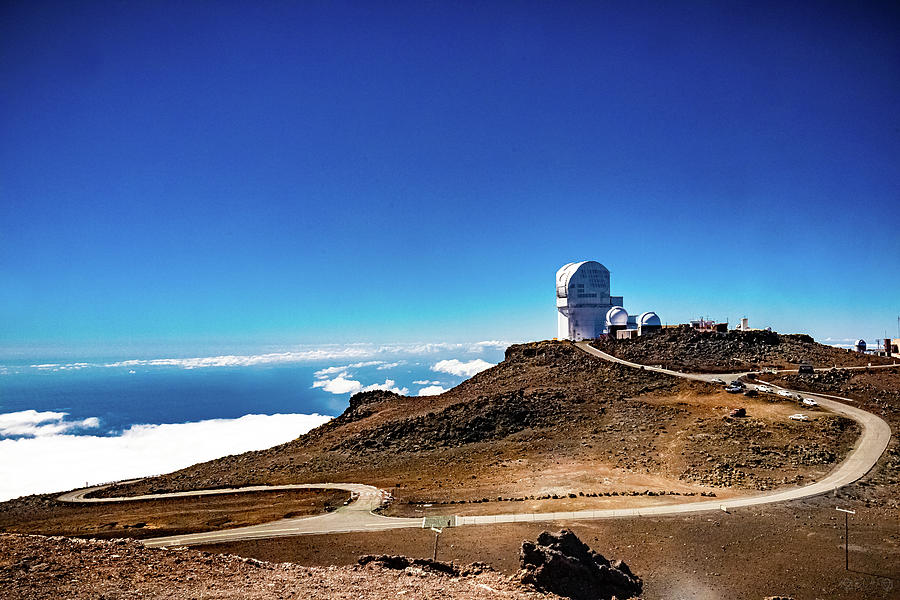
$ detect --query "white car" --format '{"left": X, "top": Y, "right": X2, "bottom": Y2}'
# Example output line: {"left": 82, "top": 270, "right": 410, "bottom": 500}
{"left": 756, "top": 385, "right": 773, "bottom": 394}
{"left": 789, "top": 413, "right": 810, "bottom": 422}
{"left": 801, "top": 398, "right": 818, "bottom": 407}
{"left": 777, "top": 390, "right": 794, "bottom": 398}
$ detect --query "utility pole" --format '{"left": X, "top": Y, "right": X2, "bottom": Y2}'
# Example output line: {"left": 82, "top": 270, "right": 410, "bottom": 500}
{"left": 836, "top": 507, "right": 855, "bottom": 570}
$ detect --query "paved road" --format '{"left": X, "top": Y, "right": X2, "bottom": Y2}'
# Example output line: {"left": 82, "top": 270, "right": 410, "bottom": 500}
{"left": 59, "top": 343, "right": 892, "bottom": 546}
{"left": 458, "top": 343, "right": 892, "bottom": 525}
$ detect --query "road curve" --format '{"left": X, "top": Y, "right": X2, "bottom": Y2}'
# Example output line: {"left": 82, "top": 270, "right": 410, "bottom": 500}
{"left": 61, "top": 482, "right": 422, "bottom": 548}
{"left": 58, "top": 342, "right": 892, "bottom": 545}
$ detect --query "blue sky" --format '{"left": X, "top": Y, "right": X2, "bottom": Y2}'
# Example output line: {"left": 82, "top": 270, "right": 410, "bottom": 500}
{"left": 2, "top": 1, "right": 898, "bottom": 353}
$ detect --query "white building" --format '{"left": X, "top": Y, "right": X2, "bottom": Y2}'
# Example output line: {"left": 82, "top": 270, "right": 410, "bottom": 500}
{"left": 556, "top": 261, "right": 623, "bottom": 341}
{"left": 556, "top": 261, "right": 660, "bottom": 341}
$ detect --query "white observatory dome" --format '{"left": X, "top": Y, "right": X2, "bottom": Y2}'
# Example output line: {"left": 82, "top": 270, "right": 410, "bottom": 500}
{"left": 606, "top": 306, "right": 628, "bottom": 327}
{"left": 638, "top": 311, "right": 662, "bottom": 327}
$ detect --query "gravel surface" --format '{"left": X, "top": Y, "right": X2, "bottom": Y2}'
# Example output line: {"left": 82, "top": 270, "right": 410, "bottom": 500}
{"left": 0, "top": 533, "right": 561, "bottom": 599}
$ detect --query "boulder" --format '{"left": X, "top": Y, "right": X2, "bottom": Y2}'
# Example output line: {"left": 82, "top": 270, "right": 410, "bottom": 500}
{"left": 519, "top": 529, "right": 642, "bottom": 600}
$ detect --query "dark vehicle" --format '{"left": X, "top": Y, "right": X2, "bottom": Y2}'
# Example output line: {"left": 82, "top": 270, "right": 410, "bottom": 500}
{"left": 798, "top": 364, "right": 814, "bottom": 374}
{"left": 743, "top": 389, "right": 758, "bottom": 397}
{"left": 725, "top": 385, "right": 742, "bottom": 394}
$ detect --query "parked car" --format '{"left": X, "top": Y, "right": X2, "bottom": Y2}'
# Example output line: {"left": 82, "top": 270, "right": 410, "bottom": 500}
{"left": 777, "top": 390, "right": 794, "bottom": 398}
{"left": 756, "top": 385, "right": 773, "bottom": 393}
{"left": 798, "top": 364, "right": 815, "bottom": 374}
{"left": 789, "top": 413, "right": 810, "bottom": 422}
{"left": 743, "top": 389, "right": 758, "bottom": 397}
{"left": 711, "top": 378, "right": 725, "bottom": 385}
{"left": 801, "top": 398, "right": 818, "bottom": 407}
{"left": 731, "top": 380, "right": 745, "bottom": 388}
{"left": 725, "top": 385, "right": 742, "bottom": 394}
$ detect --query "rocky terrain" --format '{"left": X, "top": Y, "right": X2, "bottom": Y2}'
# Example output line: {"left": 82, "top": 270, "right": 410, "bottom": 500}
{"left": 1, "top": 339, "right": 894, "bottom": 600}
{"left": 64, "top": 341, "right": 858, "bottom": 512}
{"left": 591, "top": 327, "right": 897, "bottom": 373}
{"left": 520, "top": 529, "right": 642, "bottom": 600}
{"left": 762, "top": 366, "right": 900, "bottom": 508}
{"left": 0, "top": 533, "right": 561, "bottom": 600}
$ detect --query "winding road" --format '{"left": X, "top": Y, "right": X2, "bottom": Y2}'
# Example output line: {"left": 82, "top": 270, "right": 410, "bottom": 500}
{"left": 59, "top": 342, "right": 893, "bottom": 547}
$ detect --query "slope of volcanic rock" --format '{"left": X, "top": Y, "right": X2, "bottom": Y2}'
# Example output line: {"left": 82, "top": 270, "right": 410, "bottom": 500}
{"left": 88, "top": 342, "right": 686, "bottom": 498}
{"left": 74, "top": 341, "right": 859, "bottom": 511}
{"left": 591, "top": 327, "right": 896, "bottom": 373}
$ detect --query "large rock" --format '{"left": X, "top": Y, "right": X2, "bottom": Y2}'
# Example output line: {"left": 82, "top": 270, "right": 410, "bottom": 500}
{"left": 519, "top": 529, "right": 642, "bottom": 600}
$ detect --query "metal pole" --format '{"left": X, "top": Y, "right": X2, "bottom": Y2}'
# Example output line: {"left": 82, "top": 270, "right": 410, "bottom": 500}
{"left": 845, "top": 511, "right": 849, "bottom": 570}
{"left": 836, "top": 507, "right": 854, "bottom": 570}
{"left": 432, "top": 531, "right": 440, "bottom": 561}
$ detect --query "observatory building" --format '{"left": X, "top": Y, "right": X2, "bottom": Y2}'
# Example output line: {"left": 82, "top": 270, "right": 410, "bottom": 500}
{"left": 556, "top": 260, "right": 660, "bottom": 341}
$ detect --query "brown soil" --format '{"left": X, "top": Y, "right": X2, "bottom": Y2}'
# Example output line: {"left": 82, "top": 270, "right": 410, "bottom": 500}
{"left": 75, "top": 342, "right": 858, "bottom": 509}
{"left": 591, "top": 327, "right": 898, "bottom": 373}
{"left": 197, "top": 497, "right": 899, "bottom": 600}
{"left": 1, "top": 533, "right": 557, "bottom": 600}
{"left": 0, "top": 489, "right": 348, "bottom": 540}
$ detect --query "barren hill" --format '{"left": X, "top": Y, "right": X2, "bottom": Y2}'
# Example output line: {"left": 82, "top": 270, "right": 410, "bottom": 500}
{"left": 591, "top": 327, "right": 895, "bottom": 373}
{"left": 79, "top": 341, "right": 856, "bottom": 514}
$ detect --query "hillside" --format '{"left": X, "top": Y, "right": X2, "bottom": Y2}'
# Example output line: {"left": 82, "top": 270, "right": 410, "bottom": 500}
{"left": 591, "top": 327, "right": 896, "bottom": 373}
{"left": 762, "top": 366, "right": 900, "bottom": 509}
{"left": 77, "top": 341, "right": 857, "bottom": 512}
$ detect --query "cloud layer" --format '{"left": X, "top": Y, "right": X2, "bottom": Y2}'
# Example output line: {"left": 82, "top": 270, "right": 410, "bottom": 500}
{"left": 15, "top": 341, "right": 512, "bottom": 372}
{"left": 0, "top": 410, "right": 100, "bottom": 438}
{"left": 431, "top": 358, "right": 495, "bottom": 377}
{"left": 0, "top": 412, "right": 331, "bottom": 501}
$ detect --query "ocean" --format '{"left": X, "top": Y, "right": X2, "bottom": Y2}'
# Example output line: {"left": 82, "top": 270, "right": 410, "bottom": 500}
{"left": 0, "top": 342, "right": 508, "bottom": 501}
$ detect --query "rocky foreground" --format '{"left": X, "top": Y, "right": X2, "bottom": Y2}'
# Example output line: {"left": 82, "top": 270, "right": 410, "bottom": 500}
{"left": 0, "top": 533, "right": 561, "bottom": 600}
{"left": 2, "top": 529, "right": 651, "bottom": 600}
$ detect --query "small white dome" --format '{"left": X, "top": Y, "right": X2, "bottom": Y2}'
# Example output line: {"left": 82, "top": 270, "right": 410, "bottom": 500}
{"left": 639, "top": 311, "right": 662, "bottom": 327}
{"left": 606, "top": 306, "right": 628, "bottom": 326}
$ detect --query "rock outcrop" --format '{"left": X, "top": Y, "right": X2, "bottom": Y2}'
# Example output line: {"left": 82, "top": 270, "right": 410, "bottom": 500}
{"left": 519, "top": 529, "right": 642, "bottom": 600}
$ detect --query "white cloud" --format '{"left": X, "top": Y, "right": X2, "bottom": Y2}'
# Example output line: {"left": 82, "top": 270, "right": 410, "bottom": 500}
{"left": 417, "top": 385, "right": 447, "bottom": 396}
{"left": 0, "top": 410, "right": 100, "bottom": 438}
{"left": 412, "top": 380, "right": 442, "bottom": 385}
{"left": 312, "top": 375, "right": 408, "bottom": 396}
{"left": 313, "top": 365, "right": 352, "bottom": 379}
{"left": 0, "top": 412, "right": 332, "bottom": 502}
{"left": 23, "top": 342, "right": 513, "bottom": 372}
{"left": 431, "top": 358, "right": 495, "bottom": 378}
{"left": 312, "top": 375, "right": 363, "bottom": 394}
{"left": 360, "top": 379, "right": 409, "bottom": 395}
{"left": 313, "top": 360, "right": 404, "bottom": 379}
{"left": 376, "top": 361, "right": 404, "bottom": 370}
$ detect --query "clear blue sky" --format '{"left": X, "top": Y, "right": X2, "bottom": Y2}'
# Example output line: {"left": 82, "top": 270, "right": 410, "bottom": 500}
{"left": 2, "top": 1, "right": 898, "bottom": 353}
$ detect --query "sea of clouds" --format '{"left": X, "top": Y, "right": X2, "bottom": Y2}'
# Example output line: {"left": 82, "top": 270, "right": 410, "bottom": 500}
{"left": 0, "top": 411, "right": 331, "bottom": 501}
{"left": 0, "top": 341, "right": 511, "bottom": 501}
